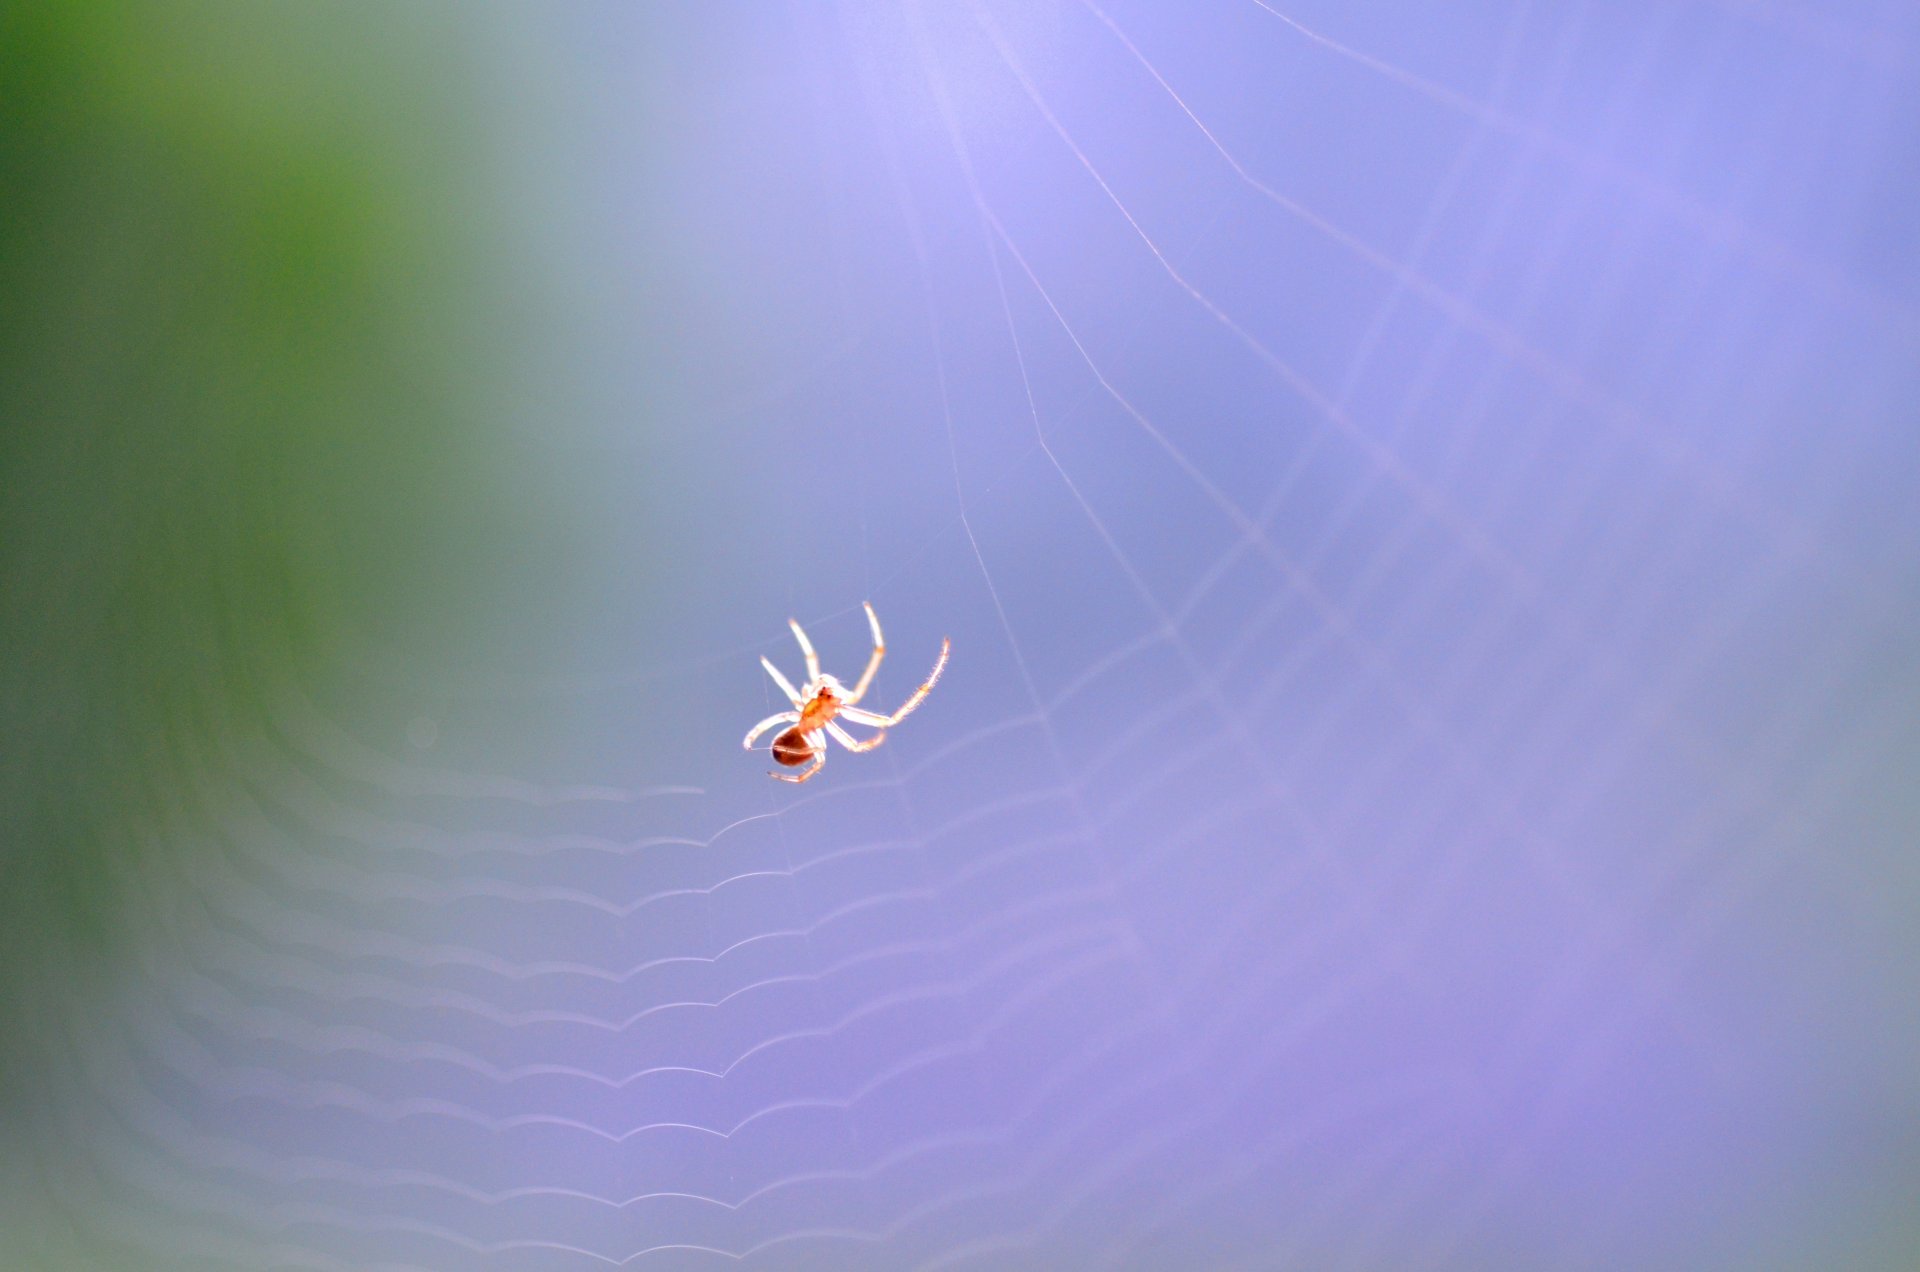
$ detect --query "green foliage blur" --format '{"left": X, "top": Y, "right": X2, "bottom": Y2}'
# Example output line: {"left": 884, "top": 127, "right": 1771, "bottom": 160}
{"left": 0, "top": 2, "right": 525, "bottom": 1095}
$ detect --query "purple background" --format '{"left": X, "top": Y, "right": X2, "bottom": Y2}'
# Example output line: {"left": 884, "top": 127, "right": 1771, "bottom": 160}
{"left": 10, "top": 2, "right": 1920, "bottom": 1269}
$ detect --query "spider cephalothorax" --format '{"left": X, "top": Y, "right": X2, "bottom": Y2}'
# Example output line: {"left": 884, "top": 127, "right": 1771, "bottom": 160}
{"left": 743, "top": 603, "right": 949, "bottom": 783}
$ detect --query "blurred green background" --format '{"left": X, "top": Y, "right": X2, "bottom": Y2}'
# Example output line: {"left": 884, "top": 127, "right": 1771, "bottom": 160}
{"left": 0, "top": 0, "right": 538, "bottom": 1096}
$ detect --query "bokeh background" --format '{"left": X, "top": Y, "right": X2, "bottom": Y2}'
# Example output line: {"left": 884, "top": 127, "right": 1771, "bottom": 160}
{"left": 4, "top": 2, "right": 1918, "bottom": 1269}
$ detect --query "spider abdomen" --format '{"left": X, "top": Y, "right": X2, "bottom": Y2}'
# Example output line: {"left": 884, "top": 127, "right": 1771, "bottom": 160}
{"left": 771, "top": 728, "right": 814, "bottom": 768}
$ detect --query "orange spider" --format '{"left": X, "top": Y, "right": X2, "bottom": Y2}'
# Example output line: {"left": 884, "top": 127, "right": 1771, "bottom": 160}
{"left": 743, "top": 603, "right": 950, "bottom": 783}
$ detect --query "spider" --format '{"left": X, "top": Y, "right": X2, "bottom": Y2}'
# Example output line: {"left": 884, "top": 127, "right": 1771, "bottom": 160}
{"left": 743, "top": 602, "right": 950, "bottom": 783}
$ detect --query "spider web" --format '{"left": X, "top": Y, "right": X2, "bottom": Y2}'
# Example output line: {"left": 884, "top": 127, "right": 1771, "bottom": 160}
{"left": 13, "top": 1, "right": 1920, "bottom": 1269}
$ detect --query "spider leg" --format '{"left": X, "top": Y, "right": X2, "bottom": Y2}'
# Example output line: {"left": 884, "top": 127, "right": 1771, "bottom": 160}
{"left": 826, "top": 720, "right": 884, "bottom": 753}
{"left": 760, "top": 656, "right": 805, "bottom": 706}
{"left": 848, "top": 636, "right": 949, "bottom": 726}
{"left": 788, "top": 617, "right": 822, "bottom": 684}
{"left": 771, "top": 731, "right": 825, "bottom": 782}
{"left": 743, "top": 710, "right": 801, "bottom": 750}
{"left": 842, "top": 602, "right": 887, "bottom": 705}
